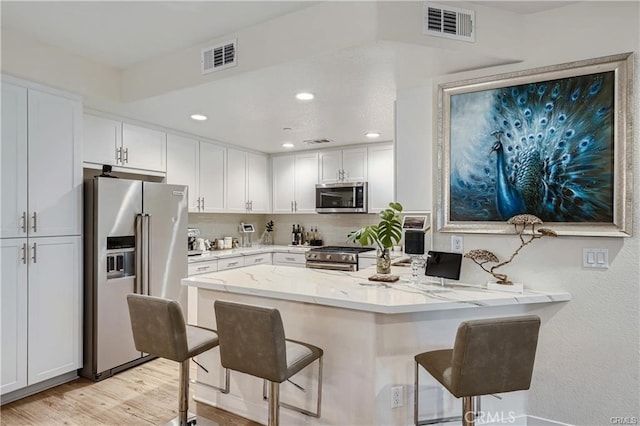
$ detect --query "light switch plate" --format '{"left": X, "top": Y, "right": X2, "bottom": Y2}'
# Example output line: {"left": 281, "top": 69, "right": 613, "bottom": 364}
{"left": 582, "top": 248, "right": 609, "bottom": 269}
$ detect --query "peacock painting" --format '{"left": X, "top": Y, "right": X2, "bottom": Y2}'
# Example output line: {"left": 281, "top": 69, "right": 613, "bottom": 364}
{"left": 449, "top": 71, "right": 615, "bottom": 223}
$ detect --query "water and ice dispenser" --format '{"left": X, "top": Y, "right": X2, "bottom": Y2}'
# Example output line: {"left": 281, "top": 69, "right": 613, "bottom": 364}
{"left": 106, "top": 236, "right": 136, "bottom": 279}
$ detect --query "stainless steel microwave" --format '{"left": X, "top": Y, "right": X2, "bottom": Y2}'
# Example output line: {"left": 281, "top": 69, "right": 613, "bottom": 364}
{"left": 315, "top": 182, "right": 368, "bottom": 213}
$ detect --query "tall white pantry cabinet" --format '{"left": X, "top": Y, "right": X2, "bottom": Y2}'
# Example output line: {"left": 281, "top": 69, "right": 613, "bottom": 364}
{"left": 1, "top": 76, "right": 82, "bottom": 400}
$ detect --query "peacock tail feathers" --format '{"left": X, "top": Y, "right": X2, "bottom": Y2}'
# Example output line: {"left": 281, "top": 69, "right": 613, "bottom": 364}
{"left": 449, "top": 71, "right": 615, "bottom": 222}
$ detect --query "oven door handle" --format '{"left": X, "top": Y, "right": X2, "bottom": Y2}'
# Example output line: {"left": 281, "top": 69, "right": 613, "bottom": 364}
{"left": 306, "top": 262, "right": 357, "bottom": 272}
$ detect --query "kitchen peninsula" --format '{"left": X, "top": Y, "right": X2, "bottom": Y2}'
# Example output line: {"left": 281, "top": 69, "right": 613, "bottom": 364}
{"left": 184, "top": 265, "right": 570, "bottom": 425}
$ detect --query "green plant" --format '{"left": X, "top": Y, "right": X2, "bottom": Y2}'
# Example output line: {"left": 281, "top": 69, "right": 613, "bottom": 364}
{"left": 347, "top": 202, "right": 403, "bottom": 251}
{"left": 266, "top": 220, "right": 274, "bottom": 232}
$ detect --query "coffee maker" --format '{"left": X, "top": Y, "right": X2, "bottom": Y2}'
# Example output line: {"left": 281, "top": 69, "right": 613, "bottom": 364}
{"left": 188, "top": 228, "right": 202, "bottom": 255}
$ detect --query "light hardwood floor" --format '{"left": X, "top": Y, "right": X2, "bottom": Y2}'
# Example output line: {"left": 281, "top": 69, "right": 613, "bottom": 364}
{"left": 1, "top": 358, "right": 260, "bottom": 425}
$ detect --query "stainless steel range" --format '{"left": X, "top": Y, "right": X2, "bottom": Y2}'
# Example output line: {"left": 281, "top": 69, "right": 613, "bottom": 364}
{"left": 305, "top": 246, "right": 373, "bottom": 271}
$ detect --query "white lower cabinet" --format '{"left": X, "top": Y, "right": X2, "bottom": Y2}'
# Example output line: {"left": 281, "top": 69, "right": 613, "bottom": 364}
{"left": 187, "top": 259, "right": 218, "bottom": 276}
{"left": 273, "top": 252, "right": 306, "bottom": 267}
{"left": 243, "top": 253, "right": 272, "bottom": 266}
{"left": 1, "top": 239, "right": 28, "bottom": 394}
{"left": 1, "top": 236, "right": 82, "bottom": 395}
{"left": 217, "top": 256, "right": 245, "bottom": 271}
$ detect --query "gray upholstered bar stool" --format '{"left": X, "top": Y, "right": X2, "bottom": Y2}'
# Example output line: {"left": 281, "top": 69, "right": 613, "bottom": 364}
{"left": 214, "top": 300, "right": 323, "bottom": 426}
{"left": 127, "top": 294, "right": 229, "bottom": 426}
{"left": 414, "top": 315, "right": 541, "bottom": 426}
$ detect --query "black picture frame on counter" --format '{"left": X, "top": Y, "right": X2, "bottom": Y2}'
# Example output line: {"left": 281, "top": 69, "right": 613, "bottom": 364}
{"left": 436, "top": 53, "right": 633, "bottom": 237}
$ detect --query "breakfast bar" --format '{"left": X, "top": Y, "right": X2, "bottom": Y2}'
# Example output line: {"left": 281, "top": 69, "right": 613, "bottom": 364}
{"left": 183, "top": 265, "right": 571, "bottom": 425}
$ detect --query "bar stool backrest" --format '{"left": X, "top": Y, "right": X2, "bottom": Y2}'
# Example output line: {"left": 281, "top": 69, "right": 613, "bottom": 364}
{"left": 127, "top": 294, "right": 188, "bottom": 362}
{"left": 214, "top": 300, "right": 288, "bottom": 383}
{"left": 450, "top": 315, "right": 541, "bottom": 397}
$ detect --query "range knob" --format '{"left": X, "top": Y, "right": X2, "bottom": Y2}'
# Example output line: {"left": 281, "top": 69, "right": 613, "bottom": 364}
{"left": 341, "top": 255, "right": 349, "bottom": 261}
{"left": 326, "top": 254, "right": 332, "bottom": 260}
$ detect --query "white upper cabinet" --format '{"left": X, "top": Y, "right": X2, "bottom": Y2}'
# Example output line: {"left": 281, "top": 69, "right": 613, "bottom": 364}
{"left": 1, "top": 81, "right": 82, "bottom": 238}
{"left": 198, "top": 141, "right": 226, "bottom": 212}
{"left": 167, "top": 135, "right": 226, "bottom": 213}
{"left": 166, "top": 134, "right": 200, "bottom": 211}
{"left": 227, "top": 148, "right": 269, "bottom": 213}
{"left": 83, "top": 114, "right": 121, "bottom": 167}
{"left": 226, "top": 148, "right": 248, "bottom": 213}
{"left": 367, "top": 143, "right": 395, "bottom": 213}
{"left": 83, "top": 114, "right": 166, "bottom": 174}
{"left": 272, "top": 152, "right": 318, "bottom": 213}
{"left": 1, "top": 83, "right": 28, "bottom": 239}
{"left": 318, "top": 147, "right": 367, "bottom": 183}
{"left": 247, "top": 152, "right": 269, "bottom": 213}
{"left": 272, "top": 155, "right": 295, "bottom": 213}
{"left": 121, "top": 123, "right": 166, "bottom": 173}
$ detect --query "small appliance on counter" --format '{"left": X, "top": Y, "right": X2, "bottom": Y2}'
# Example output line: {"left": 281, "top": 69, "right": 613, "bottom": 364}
{"left": 239, "top": 223, "right": 255, "bottom": 247}
{"left": 188, "top": 228, "right": 204, "bottom": 256}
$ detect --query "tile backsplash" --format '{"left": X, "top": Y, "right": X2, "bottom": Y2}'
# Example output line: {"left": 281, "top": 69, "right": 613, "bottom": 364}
{"left": 189, "top": 213, "right": 387, "bottom": 247}
{"left": 189, "top": 212, "right": 432, "bottom": 249}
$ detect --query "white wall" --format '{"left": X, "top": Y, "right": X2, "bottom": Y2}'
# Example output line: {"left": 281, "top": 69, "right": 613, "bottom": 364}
{"left": 395, "top": 2, "right": 639, "bottom": 424}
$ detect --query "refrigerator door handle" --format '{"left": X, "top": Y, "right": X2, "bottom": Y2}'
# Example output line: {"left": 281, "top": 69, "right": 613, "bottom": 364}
{"left": 135, "top": 214, "right": 144, "bottom": 294}
{"left": 142, "top": 213, "right": 151, "bottom": 296}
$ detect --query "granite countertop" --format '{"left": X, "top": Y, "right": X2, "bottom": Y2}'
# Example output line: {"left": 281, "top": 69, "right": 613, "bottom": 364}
{"left": 183, "top": 264, "right": 571, "bottom": 314}
{"left": 188, "top": 245, "right": 311, "bottom": 263}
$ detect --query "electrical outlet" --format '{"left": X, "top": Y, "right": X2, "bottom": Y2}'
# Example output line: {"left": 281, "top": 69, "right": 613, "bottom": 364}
{"left": 451, "top": 235, "right": 464, "bottom": 253}
{"left": 391, "top": 385, "right": 403, "bottom": 408}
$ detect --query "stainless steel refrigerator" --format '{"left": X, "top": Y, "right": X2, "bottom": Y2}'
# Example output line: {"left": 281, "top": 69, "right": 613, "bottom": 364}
{"left": 81, "top": 177, "right": 188, "bottom": 381}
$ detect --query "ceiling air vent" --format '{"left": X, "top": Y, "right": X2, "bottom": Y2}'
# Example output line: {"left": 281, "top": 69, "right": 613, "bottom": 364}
{"left": 423, "top": 2, "right": 475, "bottom": 42}
{"left": 201, "top": 39, "right": 237, "bottom": 74}
{"left": 303, "top": 138, "right": 333, "bottom": 145}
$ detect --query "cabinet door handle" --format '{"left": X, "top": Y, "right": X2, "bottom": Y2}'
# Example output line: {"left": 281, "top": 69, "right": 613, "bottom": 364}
{"left": 31, "top": 212, "right": 37, "bottom": 233}
{"left": 116, "top": 146, "right": 122, "bottom": 163}
{"left": 21, "top": 211, "right": 27, "bottom": 233}
{"left": 123, "top": 147, "right": 129, "bottom": 164}
{"left": 294, "top": 201, "right": 297, "bottom": 211}
{"left": 201, "top": 197, "right": 205, "bottom": 210}
{"left": 250, "top": 200, "right": 253, "bottom": 211}
{"left": 285, "top": 257, "right": 295, "bottom": 261}
{"left": 197, "top": 197, "right": 201, "bottom": 210}
{"left": 21, "top": 243, "right": 27, "bottom": 264}
{"left": 196, "top": 265, "right": 211, "bottom": 271}
{"left": 31, "top": 243, "right": 37, "bottom": 264}
{"left": 228, "top": 261, "right": 238, "bottom": 266}
{"left": 254, "top": 258, "right": 263, "bottom": 263}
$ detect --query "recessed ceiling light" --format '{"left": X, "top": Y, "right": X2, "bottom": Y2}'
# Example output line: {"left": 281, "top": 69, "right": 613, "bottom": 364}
{"left": 282, "top": 143, "right": 294, "bottom": 148}
{"left": 190, "top": 114, "right": 208, "bottom": 121}
{"left": 295, "top": 92, "right": 314, "bottom": 101}
{"left": 365, "top": 132, "right": 380, "bottom": 138}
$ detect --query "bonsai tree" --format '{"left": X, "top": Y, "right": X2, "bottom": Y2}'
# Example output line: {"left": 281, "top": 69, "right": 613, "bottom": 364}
{"left": 464, "top": 214, "right": 557, "bottom": 285}
{"left": 348, "top": 202, "right": 403, "bottom": 273}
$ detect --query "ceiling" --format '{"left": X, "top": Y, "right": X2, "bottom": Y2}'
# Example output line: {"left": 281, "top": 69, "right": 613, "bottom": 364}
{"left": 1, "top": 1, "right": 577, "bottom": 154}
